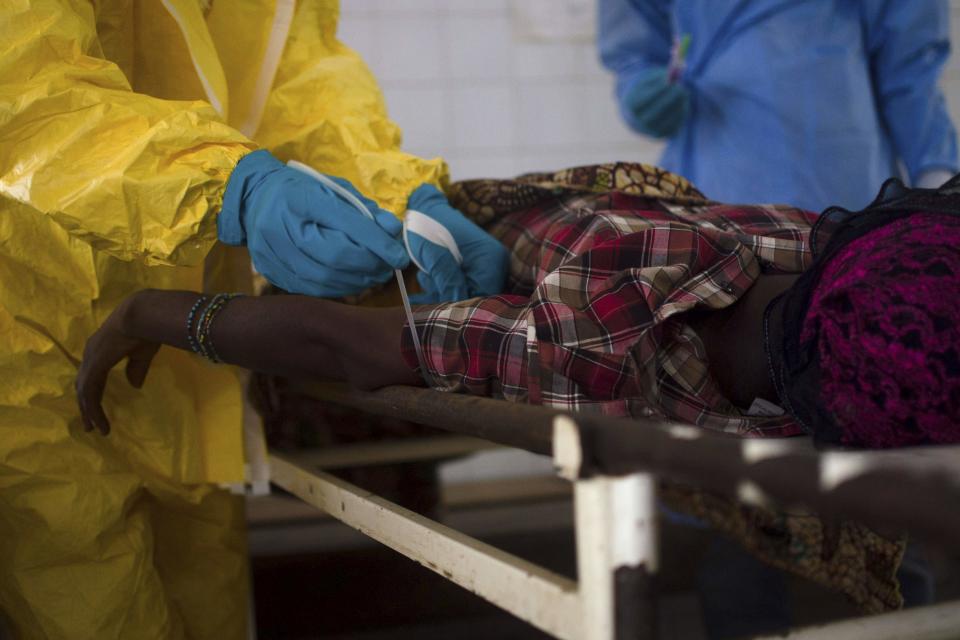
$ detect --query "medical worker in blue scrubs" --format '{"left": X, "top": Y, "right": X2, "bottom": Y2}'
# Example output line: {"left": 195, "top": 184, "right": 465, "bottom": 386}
{"left": 598, "top": 0, "right": 958, "bottom": 212}
{"left": 599, "top": 3, "right": 947, "bottom": 636}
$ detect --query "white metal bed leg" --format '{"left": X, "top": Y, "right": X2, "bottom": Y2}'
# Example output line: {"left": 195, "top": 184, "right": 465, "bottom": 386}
{"left": 555, "top": 415, "right": 659, "bottom": 640}
{"left": 575, "top": 472, "right": 658, "bottom": 640}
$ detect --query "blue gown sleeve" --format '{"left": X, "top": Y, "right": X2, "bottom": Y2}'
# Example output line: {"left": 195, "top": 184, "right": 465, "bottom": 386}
{"left": 864, "top": 0, "right": 959, "bottom": 182}
{"left": 598, "top": 0, "right": 675, "bottom": 108}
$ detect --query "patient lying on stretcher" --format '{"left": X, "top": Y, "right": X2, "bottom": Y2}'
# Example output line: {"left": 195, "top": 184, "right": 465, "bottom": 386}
{"left": 77, "top": 164, "right": 960, "bottom": 450}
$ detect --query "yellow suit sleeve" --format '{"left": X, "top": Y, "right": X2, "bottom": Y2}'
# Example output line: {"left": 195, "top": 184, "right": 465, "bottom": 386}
{"left": 0, "top": 0, "right": 256, "bottom": 267}
{"left": 254, "top": 0, "right": 448, "bottom": 217}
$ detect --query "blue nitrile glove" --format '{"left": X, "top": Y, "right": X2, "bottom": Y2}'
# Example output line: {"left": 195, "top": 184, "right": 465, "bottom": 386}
{"left": 218, "top": 150, "right": 409, "bottom": 297}
{"left": 620, "top": 67, "right": 689, "bottom": 139}
{"left": 404, "top": 184, "right": 509, "bottom": 304}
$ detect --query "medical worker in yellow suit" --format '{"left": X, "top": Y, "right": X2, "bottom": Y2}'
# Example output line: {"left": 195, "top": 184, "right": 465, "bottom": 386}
{"left": 0, "top": 1, "right": 507, "bottom": 638}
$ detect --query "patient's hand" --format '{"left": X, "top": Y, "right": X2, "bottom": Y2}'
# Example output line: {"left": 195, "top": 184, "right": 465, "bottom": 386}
{"left": 75, "top": 289, "right": 424, "bottom": 436}
{"left": 76, "top": 296, "right": 160, "bottom": 435}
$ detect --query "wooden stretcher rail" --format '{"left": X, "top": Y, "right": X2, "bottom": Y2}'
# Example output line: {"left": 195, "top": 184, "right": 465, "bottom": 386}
{"left": 288, "top": 381, "right": 960, "bottom": 546}
{"left": 287, "top": 381, "right": 558, "bottom": 455}
{"left": 564, "top": 415, "right": 960, "bottom": 548}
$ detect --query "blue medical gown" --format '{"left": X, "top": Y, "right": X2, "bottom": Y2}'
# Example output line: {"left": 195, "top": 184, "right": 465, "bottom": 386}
{"left": 599, "top": 0, "right": 959, "bottom": 212}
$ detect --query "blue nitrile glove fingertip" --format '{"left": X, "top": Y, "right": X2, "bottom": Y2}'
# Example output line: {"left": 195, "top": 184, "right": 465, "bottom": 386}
{"left": 432, "top": 276, "right": 471, "bottom": 303}
{"left": 385, "top": 242, "right": 410, "bottom": 270}
{"left": 464, "top": 242, "right": 509, "bottom": 297}
{"left": 373, "top": 208, "right": 403, "bottom": 237}
{"left": 358, "top": 208, "right": 407, "bottom": 267}
{"left": 409, "top": 270, "right": 439, "bottom": 304}
{"left": 409, "top": 291, "right": 438, "bottom": 305}
{"left": 407, "top": 235, "right": 474, "bottom": 302}
{"left": 428, "top": 257, "right": 471, "bottom": 302}
{"left": 414, "top": 271, "right": 470, "bottom": 304}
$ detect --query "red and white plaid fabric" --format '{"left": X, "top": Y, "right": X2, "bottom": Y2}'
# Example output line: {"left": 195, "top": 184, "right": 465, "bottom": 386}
{"left": 402, "top": 188, "right": 817, "bottom": 437}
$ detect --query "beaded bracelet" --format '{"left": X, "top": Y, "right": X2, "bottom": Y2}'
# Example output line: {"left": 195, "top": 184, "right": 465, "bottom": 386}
{"left": 186, "top": 295, "right": 209, "bottom": 356}
{"left": 193, "top": 293, "right": 242, "bottom": 363}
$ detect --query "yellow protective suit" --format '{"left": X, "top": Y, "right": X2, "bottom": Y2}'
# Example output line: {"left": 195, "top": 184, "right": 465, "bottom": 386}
{"left": 0, "top": 1, "right": 447, "bottom": 638}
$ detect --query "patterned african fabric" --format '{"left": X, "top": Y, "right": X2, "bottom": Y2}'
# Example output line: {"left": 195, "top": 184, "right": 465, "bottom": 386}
{"left": 401, "top": 163, "right": 905, "bottom": 612}
{"left": 658, "top": 483, "right": 904, "bottom": 613}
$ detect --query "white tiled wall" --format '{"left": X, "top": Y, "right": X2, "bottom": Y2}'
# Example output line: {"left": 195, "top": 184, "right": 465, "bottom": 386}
{"left": 340, "top": 0, "right": 661, "bottom": 182}
{"left": 342, "top": 0, "right": 960, "bottom": 183}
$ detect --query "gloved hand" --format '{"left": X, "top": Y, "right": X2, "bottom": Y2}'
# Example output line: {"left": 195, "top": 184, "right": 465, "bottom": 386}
{"left": 404, "top": 184, "right": 509, "bottom": 304}
{"left": 620, "top": 67, "right": 690, "bottom": 139}
{"left": 218, "top": 150, "right": 409, "bottom": 297}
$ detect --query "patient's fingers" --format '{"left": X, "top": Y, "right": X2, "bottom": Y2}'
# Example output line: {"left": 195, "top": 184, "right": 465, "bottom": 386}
{"left": 125, "top": 343, "right": 160, "bottom": 389}
{"left": 76, "top": 358, "right": 111, "bottom": 436}
{"left": 75, "top": 385, "right": 94, "bottom": 433}
{"left": 76, "top": 324, "right": 132, "bottom": 436}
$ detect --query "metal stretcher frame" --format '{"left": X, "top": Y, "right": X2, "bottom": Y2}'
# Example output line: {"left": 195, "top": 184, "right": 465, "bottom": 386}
{"left": 267, "top": 382, "right": 960, "bottom": 640}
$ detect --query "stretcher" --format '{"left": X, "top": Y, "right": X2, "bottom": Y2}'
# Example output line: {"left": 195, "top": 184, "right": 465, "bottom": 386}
{"left": 266, "top": 381, "right": 960, "bottom": 640}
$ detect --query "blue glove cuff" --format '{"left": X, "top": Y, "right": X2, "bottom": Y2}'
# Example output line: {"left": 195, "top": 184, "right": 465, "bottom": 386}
{"left": 218, "top": 149, "right": 285, "bottom": 246}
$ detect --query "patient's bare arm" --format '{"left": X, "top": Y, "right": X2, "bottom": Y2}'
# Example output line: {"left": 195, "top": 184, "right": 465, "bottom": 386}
{"left": 76, "top": 290, "right": 420, "bottom": 434}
